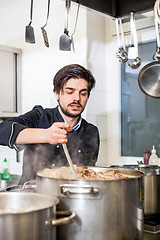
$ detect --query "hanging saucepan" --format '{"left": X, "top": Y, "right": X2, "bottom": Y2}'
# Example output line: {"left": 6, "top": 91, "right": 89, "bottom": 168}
{"left": 138, "top": 17, "right": 160, "bottom": 98}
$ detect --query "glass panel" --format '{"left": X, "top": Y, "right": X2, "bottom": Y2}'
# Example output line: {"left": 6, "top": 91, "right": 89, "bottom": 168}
{"left": 121, "top": 41, "right": 160, "bottom": 157}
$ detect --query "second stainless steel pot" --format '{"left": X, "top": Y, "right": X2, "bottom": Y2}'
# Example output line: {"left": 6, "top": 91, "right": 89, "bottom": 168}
{"left": 112, "top": 165, "right": 160, "bottom": 216}
{"left": 138, "top": 165, "right": 160, "bottom": 216}
{"left": 0, "top": 192, "right": 75, "bottom": 240}
{"left": 36, "top": 167, "right": 144, "bottom": 240}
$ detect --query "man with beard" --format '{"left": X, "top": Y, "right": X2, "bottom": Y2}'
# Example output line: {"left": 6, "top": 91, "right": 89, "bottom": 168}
{"left": 0, "top": 64, "right": 100, "bottom": 184}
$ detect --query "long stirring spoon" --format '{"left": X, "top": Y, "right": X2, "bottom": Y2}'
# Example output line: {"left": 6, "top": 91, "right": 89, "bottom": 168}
{"left": 62, "top": 143, "right": 77, "bottom": 176}
{"left": 128, "top": 12, "right": 141, "bottom": 69}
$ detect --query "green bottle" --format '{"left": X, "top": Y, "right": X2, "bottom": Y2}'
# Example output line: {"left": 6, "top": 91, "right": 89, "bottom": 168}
{"left": 1, "top": 158, "right": 10, "bottom": 181}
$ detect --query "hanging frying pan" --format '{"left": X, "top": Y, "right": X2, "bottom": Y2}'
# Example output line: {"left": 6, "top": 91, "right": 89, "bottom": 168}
{"left": 138, "top": 61, "right": 160, "bottom": 98}
{"left": 138, "top": 17, "right": 160, "bottom": 98}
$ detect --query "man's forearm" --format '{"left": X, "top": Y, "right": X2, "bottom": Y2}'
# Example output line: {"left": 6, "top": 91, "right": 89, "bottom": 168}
{"left": 14, "top": 122, "right": 72, "bottom": 145}
{"left": 15, "top": 128, "right": 48, "bottom": 145}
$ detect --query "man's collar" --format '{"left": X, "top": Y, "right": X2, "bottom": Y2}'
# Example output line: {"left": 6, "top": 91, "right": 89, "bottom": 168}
{"left": 58, "top": 106, "right": 82, "bottom": 131}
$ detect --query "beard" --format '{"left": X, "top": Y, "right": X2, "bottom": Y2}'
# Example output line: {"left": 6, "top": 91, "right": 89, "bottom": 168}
{"left": 58, "top": 101, "right": 84, "bottom": 118}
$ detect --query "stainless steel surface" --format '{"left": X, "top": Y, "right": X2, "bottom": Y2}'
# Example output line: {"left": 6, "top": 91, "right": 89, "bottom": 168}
{"left": 138, "top": 61, "right": 160, "bottom": 98}
{"left": 0, "top": 192, "right": 59, "bottom": 240}
{"left": 126, "top": 165, "right": 160, "bottom": 215}
{"left": 112, "top": 165, "right": 160, "bottom": 216}
{"left": 139, "top": 166, "right": 160, "bottom": 215}
{"left": 36, "top": 167, "right": 144, "bottom": 240}
{"left": 4, "top": 180, "right": 36, "bottom": 192}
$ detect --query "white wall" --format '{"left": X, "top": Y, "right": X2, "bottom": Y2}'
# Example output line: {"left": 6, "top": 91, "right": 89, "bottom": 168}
{"left": 0, "top": 1, "right": 155, "bottom": 175}
{"left": 0, "top": 0, "right": 109, "bottom": 174}
{"left": 85, "top": 10, "right": 108, "bottom": 166}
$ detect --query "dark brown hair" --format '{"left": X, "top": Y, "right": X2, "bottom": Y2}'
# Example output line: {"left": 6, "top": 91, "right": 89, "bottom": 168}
{"left": 53, "top": 64, "right": 95, "bottom": 97}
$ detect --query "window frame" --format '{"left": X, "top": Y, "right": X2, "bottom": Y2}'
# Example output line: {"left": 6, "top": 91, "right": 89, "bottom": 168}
{"left": 107, "top": 14, "right": 157, "bottom": 166}
{"left": 0, "top": 45, "right": 21, "bottom": 119}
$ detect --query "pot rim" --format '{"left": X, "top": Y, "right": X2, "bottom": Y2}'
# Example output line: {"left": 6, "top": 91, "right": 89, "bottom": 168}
{"left": 36, "top": 166, "right": 144, "bottom": 182}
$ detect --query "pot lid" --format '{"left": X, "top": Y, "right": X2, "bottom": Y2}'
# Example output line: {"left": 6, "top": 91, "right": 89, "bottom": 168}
{"left": 138, "top": 62, "right": 160, "bottom": 98}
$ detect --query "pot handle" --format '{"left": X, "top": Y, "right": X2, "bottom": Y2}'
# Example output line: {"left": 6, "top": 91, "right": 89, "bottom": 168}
{"left": 23, "top": 180, "right": 36, "bottom": 189}
{"left": 60, "top": 184, "right": 99, "bottom": 196}
{"left": 45, "top": 210, "right": 76, "bottom": 227}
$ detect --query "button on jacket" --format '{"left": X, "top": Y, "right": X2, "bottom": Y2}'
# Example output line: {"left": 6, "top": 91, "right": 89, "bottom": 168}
{"left": 0, "top": 105, "right": 100, "bottom": 184}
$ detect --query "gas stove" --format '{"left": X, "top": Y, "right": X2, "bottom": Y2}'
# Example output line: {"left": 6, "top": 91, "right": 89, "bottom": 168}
{"left": 144, "top": 215, "right": 160, "bottom": 233}
{"left": 143, "top": 215, "right": 160, "bottom": 240}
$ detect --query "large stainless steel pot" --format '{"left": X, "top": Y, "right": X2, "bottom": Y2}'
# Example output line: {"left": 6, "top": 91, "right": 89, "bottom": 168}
{"left": 0, "top": 192, "right": 75, "bottom": 240}
{"left": 36, "top": 167, "right": 144, "bottom": 240}
{"left": 138, "top": 165, "right": 160, "bottom": 216}
{"left": 112, "top": 165, "right": 160, "bottom": 216}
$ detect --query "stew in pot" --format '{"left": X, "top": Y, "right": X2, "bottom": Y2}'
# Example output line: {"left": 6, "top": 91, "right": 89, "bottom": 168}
{"left": 37, "top": 166, "right": 138, "bottom": 180}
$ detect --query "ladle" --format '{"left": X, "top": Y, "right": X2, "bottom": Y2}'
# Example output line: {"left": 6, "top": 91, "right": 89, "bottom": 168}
{"left": 62, "top": 143, "right": 77, "bottom": 176}
{"left": 153, "top": 16, "right": 160, "bottom": 61}
{"left": 128, "top": 12, "right": 141, "bottom": 69}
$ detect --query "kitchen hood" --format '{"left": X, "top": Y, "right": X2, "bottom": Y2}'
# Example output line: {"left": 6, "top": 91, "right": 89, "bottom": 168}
{"left": 71, "top": 0, "right": 155, "bottom": 18}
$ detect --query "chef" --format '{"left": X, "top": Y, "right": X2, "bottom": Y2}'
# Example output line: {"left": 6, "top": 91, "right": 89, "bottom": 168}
{"left": 0, "top": 64, "right": 100, "bottom": 184}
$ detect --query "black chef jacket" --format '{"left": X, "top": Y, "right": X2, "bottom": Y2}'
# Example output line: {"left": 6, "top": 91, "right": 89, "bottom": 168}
{"left": 0, "top": 105, "right": 100, "bottom": 184}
